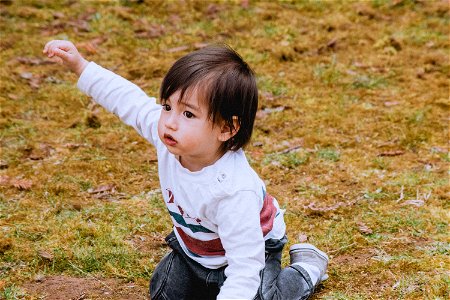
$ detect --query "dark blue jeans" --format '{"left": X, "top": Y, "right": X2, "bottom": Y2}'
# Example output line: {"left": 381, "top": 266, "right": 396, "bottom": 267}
{"left": 149, "top": 232, "right": 315, "bottom": 300}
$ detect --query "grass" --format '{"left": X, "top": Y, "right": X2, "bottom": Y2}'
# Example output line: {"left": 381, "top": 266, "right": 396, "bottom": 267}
{"left": 0, "top": 0, "right": 449, "bottom": 299}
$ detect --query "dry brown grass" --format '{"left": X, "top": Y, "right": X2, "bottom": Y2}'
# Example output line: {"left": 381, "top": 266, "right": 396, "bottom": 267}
{"left": 1, "top": 0, "right": 449, "bottom": 299}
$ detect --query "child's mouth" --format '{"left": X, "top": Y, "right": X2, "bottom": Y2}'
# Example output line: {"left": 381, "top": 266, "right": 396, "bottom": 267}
{"left": 164, "top": 134, "right": 177, "bottom": 146}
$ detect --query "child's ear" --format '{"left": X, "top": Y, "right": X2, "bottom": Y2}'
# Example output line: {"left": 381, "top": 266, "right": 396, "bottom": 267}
{"left": 218, "top": 116, "right": 240, "bottom": 142}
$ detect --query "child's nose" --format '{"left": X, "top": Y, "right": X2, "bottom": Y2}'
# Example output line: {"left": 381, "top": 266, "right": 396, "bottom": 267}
{"left": 165, "top": 114, "right": 178, "bottom": 130}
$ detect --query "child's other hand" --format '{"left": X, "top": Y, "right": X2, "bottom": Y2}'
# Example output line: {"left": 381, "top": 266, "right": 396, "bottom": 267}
{"left": 43, "top": 40, "right": 88, "bottom": 76}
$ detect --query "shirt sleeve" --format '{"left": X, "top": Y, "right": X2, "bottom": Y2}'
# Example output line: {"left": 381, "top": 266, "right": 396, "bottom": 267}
{"left": 215, "top": 191, "right": 265, "bottom": 300}
{"left": 77, "top": 62, "right": 161, "bottom": 146}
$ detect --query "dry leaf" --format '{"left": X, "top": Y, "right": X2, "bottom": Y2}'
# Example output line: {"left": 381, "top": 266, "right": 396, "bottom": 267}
{"left": 88, "top": 184, "right": 116, "bottom": 194}
{"left": 20, "top": 72, "right": 33, "bottom": 80}
{"left": 12, "top": 178, "right": 33, "bottom": 190}
{"left": 378, "top": 150, "right": 405, "bottom": 157}
{"left": 357, "top": 222, "right": 373, "bottom": 235}
{"left": 304, "top": 202, "right": 343, "bottom": 212}
{"left": 67, "top": 19, "right": 90, "bottom": 32}
{"left": 64, "top": 143, "right": 89, "bottom": 149}
{"left": 135, "top": 24, "right": 166, "bottom": 39}
{"left": 76, "top": 37, "right": 107, "bottom": 55}
{"left": 298, "top": 233, "right": 308, "bottom": 242}
{"left": 7, "top": 93, "right": 18, "bottom": 100}
{"left": 28, "top": 143, "right": 54, "bottom": 160}
{"left": 17, "top": 57, "right": 52, "bottom": 65}
{"left": 53, "top": 12, "right": 65, "bottom": 19}
{"left": 38, "top": 249, "right": 54, "bottom": 261}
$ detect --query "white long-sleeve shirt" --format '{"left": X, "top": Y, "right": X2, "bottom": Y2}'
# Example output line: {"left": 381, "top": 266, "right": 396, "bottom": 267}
{"left": 77, "top": 62, "right": 286, "bottom": 299}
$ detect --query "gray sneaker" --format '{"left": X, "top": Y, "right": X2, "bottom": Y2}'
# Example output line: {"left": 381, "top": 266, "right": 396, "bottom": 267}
{"left": 289, "top": 243, "right": 329, "bottom": 282}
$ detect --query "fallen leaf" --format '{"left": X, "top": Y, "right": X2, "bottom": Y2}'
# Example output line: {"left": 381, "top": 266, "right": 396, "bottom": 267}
{"left": 357, "top": 222, "right": 373, "bottom": 235}
{"left": 17, "top": 57, "right": 52, "bottom": 65}
{"left": 20, "top": 72, "right": 33, "bottom": 80}
{"left": 29, "top": 77, "right": 42, "bottom": 89}
{"left": 11, "top": 178, "right": 33, "bottom": 190}
{"left": 19, "top": 72, "right": 43, "bottom": 89}
{"left": 298, "top": 233, "right": 308, "bottom": 242}
{"left": 76, "top": 37, "right": 107, "bottom": 55}
{"left": 28, "top": 143, "right": 54, "bottom": 160}
{"left": 52, "top": 12, "right": 65, "bottom": 19}
{"left": 64, "top": 143, "right": 89, "bottom": 149}
{"left": 38, "top": 249, "right": 54, "bottom": 261}
{"left": 378, "top": 150, "right": 405, "bottom": 157}
{"left": 135, "top": 23, "right": 166, "bottom": 39}
{"left": 88, "top": 184, "right": 116, "bottom": 194}
{"left": 304, "top": 202, "right": 343, "bottom": 212}
{"left": 67, "top": 19, "right": 90, "bottom": 32}
{"left": 318, "top": 38, "right": 338, "bottom": 53}
{"left": 7, "top": 93, "right": 18, "bottom": 100}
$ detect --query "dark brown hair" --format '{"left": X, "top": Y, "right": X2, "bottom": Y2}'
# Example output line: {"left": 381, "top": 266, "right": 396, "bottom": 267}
{"left": 160, "top": 44, "right": 258, "bottom": 152}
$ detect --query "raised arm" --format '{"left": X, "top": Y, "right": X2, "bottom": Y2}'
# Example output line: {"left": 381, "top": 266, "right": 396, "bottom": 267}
{"left": 43, "top": 40, "right": 161, "bottom": 146}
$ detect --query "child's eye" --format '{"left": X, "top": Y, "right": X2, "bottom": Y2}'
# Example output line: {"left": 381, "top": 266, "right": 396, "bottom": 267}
{"left": 162, "top": 104, "right": 171, "bottom": 111}
{"left": 183, "top": 111, "right": 195, "bottom": 119}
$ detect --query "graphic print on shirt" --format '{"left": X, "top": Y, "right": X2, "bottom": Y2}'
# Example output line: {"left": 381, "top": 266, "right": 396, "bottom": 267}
{"left": 164, "top": 187, "right": 279, "bottom": 257}
{"left": 165, "top": 188, "right": 214, "bottom": 233}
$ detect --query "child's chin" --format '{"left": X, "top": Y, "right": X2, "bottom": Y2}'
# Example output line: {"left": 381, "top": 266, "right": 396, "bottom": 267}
{"left": 165, "top": 144, "right": 181, "bottom": 155}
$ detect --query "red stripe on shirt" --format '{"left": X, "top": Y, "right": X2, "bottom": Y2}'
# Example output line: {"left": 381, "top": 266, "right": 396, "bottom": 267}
{"left": 260, "top": 193, "right": 276, "bottom": 236}
{"left": 175, "top": 226, "right": 226, "bottom": 256}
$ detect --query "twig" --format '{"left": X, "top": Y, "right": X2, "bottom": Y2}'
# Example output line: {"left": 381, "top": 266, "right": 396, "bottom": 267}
{"left": 277, "top": 145, "right": 302, "bottom": 155}
{"left": 68, "top": 261, "right": 113, "bottom": 291}
{"left": 396, "top": 186, "right": 404, "bottom": 203}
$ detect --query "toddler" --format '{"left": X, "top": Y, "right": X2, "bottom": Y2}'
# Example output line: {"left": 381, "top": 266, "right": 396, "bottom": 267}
{"left": 43, "top": 40, "right": 329, "bottom": 300}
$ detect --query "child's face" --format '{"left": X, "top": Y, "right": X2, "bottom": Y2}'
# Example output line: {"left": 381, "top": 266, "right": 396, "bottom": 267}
{"left": 157, "top": 88, "right": 225, "bottom": 171}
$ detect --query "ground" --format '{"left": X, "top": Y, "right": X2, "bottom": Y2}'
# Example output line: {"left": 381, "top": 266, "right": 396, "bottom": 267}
{"left": 0, "top": 0, "right": 449, "bottom": 299}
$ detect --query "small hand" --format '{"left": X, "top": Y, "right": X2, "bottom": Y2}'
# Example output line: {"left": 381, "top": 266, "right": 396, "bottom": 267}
{"left": 43, "top": 40, "right": 89, "bottom": 76}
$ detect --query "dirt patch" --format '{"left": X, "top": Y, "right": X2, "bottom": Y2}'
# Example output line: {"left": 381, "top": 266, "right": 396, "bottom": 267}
{"left": 333, "top": 250, "right": 374, "bottom": 266}
{"left": 22, "top": 276, "right": 147, "bottom": 300}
